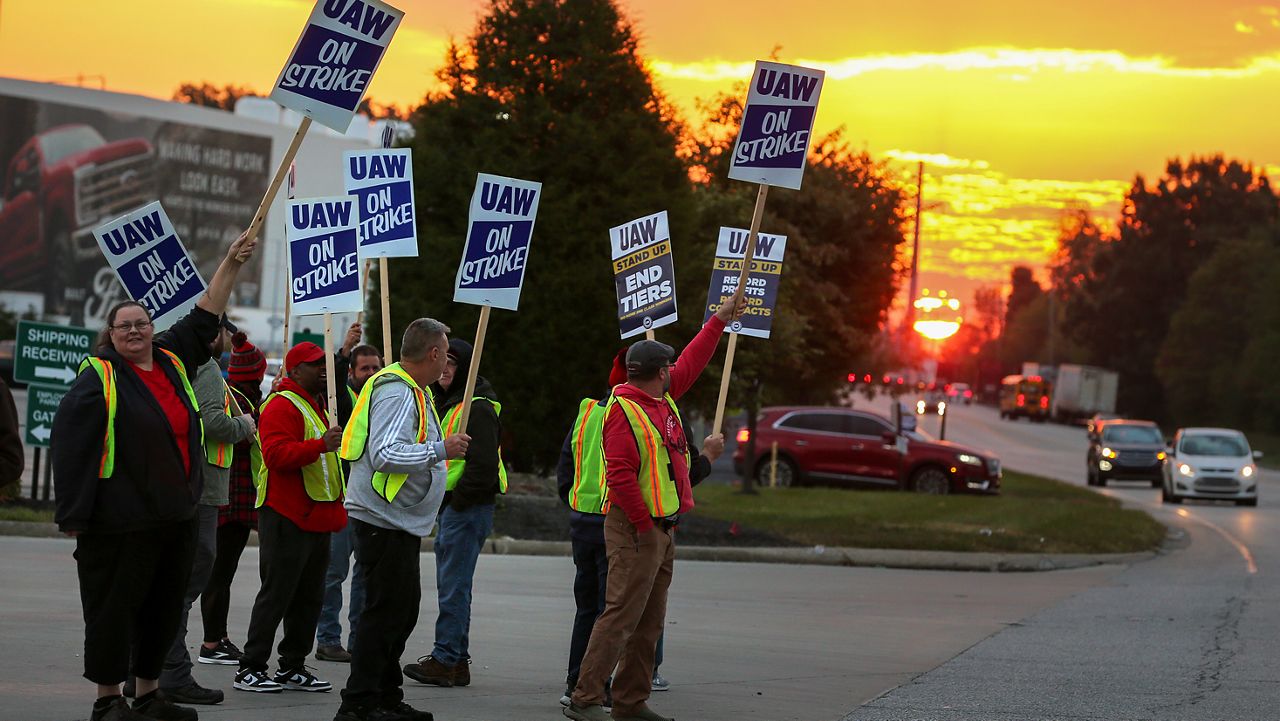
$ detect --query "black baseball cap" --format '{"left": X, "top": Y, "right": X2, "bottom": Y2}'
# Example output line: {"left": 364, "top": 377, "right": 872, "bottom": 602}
{"left": 626, "top": 340, "right": 676, "bottom": 373}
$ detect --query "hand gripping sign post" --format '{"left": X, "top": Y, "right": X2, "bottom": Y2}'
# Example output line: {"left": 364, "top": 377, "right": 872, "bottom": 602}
{"left": 344, "top": 139, "right": 416, "bottom": 358}
{"left": 92, "top": 202, "right": 208, "bottom": 329}
{"left": 286, "top": 196, "right": 364, "bottom": 426}
{"left": 610, "top": 211, "right": 677, "bottom": 341}
{"left": 452, "top": 173, "right": 542, "bottom": 434}
{"left": 703, "top": 227, "right": 788, "bottom": 432}
{"left": 713, "top": 60, "right": 823, "bottom": 433}
{"left": 243, "top": 0, "right": 404, "bottom": 249}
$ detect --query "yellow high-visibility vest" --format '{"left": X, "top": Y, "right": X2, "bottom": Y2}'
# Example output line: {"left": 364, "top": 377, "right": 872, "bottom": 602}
{"left": 604, "top": 394, "right": 687, "bottom": 518}
{"left": 440, "top": 397, "right": 508, "bottom": 494}
{"left": 255, "top": 390, "right": 344, "bottom": 506}
{"left": 568, "top": 398, "right": 608, "bottom": 514}
{"left": 339, "top": 363, "right": 436, "bottom": 502}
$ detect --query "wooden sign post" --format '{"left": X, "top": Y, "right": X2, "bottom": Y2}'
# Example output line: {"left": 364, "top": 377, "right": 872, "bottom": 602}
{"left": 711, "top": 183, "right": 769, "bottom": 434}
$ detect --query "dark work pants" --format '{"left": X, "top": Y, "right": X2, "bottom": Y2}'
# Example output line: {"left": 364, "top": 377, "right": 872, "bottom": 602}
{"left": 566, "top": 537, "right": 609, "bottom": 688}
{"left": 160, "top": 504, "right": 218, "bottom": 688}
{"left": 340, "top": 519, "right": 422, "bottom": 712}
{"left": 200, "top": 522, "right": 253, "bottom": 643}
{"left": 75, "top": 519, "right": 198, "bottom": 684}
{"left": 241, "top": 506, "right": 331, "bottom": 673}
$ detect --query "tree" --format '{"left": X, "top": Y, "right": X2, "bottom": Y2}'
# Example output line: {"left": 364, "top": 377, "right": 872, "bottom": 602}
{"left": 384, "top": 0, "right": 696, "bottom": 471}
{"left": 1004, "top": 266, "right": 1042, "bottom": 333}
{"left": 171, "top": 82, "right": 260, "bottom": 111}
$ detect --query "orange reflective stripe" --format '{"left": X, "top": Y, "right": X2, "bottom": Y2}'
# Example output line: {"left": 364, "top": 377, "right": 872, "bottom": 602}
{"left": 620, "top": 398, "right": 664, "bottom": 517}
{"left": 98, "top": 363, "right": 115, "bottom": 476}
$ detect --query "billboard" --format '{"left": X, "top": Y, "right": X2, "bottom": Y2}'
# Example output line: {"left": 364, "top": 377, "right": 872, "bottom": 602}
{"left": 0, "top": 93, "right": 271, "bottom": 325}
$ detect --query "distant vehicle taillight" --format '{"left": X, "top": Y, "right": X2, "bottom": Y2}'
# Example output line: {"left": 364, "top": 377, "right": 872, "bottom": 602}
{"left": 1017, "top": 393, "right": 1026, "bottom": 407}
{"left": 1039, "top": 396, "right": 1049, "bottom": 409}
{"left": 964, "top": 390, "right": 973, "bottom": 398}
{"left": 736, "top": 428, "right": 750, "bottom": 444}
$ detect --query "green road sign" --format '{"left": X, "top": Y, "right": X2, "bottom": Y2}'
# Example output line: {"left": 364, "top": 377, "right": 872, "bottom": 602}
{"left": 14, "top": 320, "right": 96, "bottom": 388}
{"left": 292, "top": 330, "right": 325, "bottom": 348}
{"left": 25, "top": 384, "right": 66, "bottom": 448}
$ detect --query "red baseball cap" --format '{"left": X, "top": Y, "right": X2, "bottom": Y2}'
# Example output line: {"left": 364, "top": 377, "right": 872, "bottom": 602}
{"left": 285, "top": 341, "right": 325, "bottom": 371}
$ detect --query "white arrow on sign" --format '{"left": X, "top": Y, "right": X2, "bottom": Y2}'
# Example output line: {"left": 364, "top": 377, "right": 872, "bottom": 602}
{"left": 30, "top": 425, "right": 51, "bottom": 443}
{"left": 34, "top": 366, "right": 76, "bottom": 384}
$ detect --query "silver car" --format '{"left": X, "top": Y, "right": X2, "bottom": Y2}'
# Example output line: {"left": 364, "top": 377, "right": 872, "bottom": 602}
{"left": 1162, "top": 428, "right": 1262, "bottom": 506}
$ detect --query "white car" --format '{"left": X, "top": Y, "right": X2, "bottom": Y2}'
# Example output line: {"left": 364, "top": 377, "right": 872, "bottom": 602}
{"left": 259, "top": 358, "right": 283, "bottom": 398}
{"left": 1162, "top": 427, "right": 1262, "bottom": 506}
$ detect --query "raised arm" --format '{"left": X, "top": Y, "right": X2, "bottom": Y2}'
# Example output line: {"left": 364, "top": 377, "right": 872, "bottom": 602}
{"left": 196, "top": 229, "right": 258, "bottom": 317}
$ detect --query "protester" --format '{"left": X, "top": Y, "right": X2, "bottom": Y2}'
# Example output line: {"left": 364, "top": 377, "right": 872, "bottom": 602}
{"left": 556, "top": 348, "right": 724, "bottom": 708}
{"left": 152, "top": 316, "right": 256, "bottom": 705}
{"left": 317, "top": 334, "right": 383, "bottom": 664}
{"left": 199, "top": 332, "right": 267, "bottom": 665}
{"left": 52, "top": 230, "right": 258, "bottom": 721}
{"left": 403, "top": 338, "right": 504, "bottom": 688}
{"left": 233, "top": 341, "right": 345, "bottom": 694}
{"left": 335, "top": 318, "right": 469, "bottom": 721}
{"left": 0, "top": 377, "right": 21, "bottom": 490}
{"left": 564, "top": 298, "right": 743, "bottom": 721}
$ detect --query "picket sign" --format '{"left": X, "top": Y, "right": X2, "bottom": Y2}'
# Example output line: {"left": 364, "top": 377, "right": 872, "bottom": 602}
{"left": 91, "top": 202, "right": 208, "bottom": 328}
{"left": 452, "top": 173, "right": 543, "bottom": 434}
{"left": 712, "top": 60, "right": 824, "bottom": 434}
{"left": 282, "top": 162, "right": 298, "bottom": 352}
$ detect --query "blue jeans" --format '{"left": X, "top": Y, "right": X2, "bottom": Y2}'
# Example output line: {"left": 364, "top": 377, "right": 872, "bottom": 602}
{"left": 317, "top": 523, "right": 366, "bottom": 650}
{"left": 431, "top": 503, "right": 494, "bottom": 665}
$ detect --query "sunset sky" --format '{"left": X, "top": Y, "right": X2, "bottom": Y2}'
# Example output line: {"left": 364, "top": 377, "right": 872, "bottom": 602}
{"left": 2, "top": 0, "right": 1278, "bottom": 313}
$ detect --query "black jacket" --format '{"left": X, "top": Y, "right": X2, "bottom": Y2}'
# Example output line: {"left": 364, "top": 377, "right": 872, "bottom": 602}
{"left": 53, "top": 307, "right": 218, "bottom": 534}
{"left": 556, "top": 397, "right": 710, "bottom": 544}
{"left": 0, "top": 378, "right": 21, "bottom": 488}
{"left": 435, "top": 376, "right": 502, "bottom": 512}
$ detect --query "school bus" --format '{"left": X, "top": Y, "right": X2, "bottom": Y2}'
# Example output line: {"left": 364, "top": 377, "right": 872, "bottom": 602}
{"left": 999, "top": 375, "right": 1052, "bottom": 422}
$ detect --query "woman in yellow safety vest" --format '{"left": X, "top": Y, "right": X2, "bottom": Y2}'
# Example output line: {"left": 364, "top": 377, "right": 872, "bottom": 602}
{"left": 51, "top": 230, "right": 258, "bottom": 721}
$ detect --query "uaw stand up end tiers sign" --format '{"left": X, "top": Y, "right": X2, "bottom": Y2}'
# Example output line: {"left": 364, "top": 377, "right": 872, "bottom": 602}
{"left": 611, "top": 211, "right": 678, "bottom": 339}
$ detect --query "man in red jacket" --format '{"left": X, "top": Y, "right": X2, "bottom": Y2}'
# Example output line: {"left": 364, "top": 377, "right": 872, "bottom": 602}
{"left": 566, "top": 298, "right": 743, "bottom": 721}
{"left": 235, "top": 341, "right": 346, "bottom": 695}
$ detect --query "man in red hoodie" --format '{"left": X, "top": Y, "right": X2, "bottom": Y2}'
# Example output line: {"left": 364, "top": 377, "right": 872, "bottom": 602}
{"left": 566, "top": 298, "right": 743, "bottom": 721}
{"left": 235, "top": 341, "right": 346, "bottom": 695}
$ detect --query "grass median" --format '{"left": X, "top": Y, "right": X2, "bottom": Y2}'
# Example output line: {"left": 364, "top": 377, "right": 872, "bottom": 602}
{"left": 690, "top": 470, "right": 1166, "bottom": 554}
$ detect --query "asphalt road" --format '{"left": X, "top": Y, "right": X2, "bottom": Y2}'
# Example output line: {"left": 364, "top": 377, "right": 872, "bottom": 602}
{"left": 844, "top": 399, "right": 1280, "bottom": 721}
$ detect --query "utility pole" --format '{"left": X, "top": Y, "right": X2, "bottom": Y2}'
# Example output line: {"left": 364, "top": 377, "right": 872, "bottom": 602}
{"left": 903, "top": 161, "right": 924, "bottom": 355}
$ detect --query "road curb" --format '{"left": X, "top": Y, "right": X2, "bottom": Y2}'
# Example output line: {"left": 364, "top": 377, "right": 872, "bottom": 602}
{"left": 0, "top": 521, "right": 1155, "bottom": 572}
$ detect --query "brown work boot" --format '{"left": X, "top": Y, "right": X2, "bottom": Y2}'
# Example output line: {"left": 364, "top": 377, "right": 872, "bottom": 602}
{"left": 563, "top": 703, "right": 611, "bottom": 721}
{"left": 611, "top": 705, "right": 673, "bottom": 721}
{"left": 452, "top": 658, "right": 470, "bottom": 687}
{"left": 402, "top": 655, "right": 454, "bottom": 687}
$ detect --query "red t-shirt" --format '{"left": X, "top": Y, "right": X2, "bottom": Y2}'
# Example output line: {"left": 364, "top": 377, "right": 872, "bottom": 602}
{"left": 131, "top": 360, "right": 192, "bottom": 474}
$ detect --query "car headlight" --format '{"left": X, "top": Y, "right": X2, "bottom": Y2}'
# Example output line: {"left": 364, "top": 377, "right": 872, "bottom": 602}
{"left": 957, "top": 453, "right": 983, "bottom": 466}
{"left": 1101, "top": 447, "right": 1117, "bottom": 459}
{"left": 1178, "top": 463, "right": 1196, "bottom": 478}
{"left": 1242, "top": 465, "right": 1256, "bottom": 478}
{"left": 1157, "top": 451, "right": 1167, "bottom": 461}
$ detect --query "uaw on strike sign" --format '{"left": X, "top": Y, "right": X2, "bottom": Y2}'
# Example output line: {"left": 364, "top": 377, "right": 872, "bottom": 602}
{"left": 287, "top": 197, "right": 364, "bottom": 315}
{"left": 344, "top": 148, "right": 417, "bottom": 258}
{"left": 92, "top": 202, "right": 207, "bottom": 328}
{"left": 611, "top": 211, "right": 677, "bottom": 339}
{"left": 271, "top": 0, "right": 404, "bottom": 132}
{"left": 454, "top": 174, "right": 542, "bottom": 311}
{"left": 727, "top": 61, "right": 825, "bottom": 190}
{"left": 703, "top": 227, "right": 787, "bottom": 339}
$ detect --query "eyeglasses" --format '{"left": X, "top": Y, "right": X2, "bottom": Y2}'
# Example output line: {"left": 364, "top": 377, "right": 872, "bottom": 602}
{"left": 110, "top": 320, "right": 153, "bottom": 332}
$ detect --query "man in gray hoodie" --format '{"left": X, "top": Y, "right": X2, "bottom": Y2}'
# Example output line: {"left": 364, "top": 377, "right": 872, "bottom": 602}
{"left": 335, "top": 318, "right": 470, "bottom": 721}
{"left": 160, "top": 317, "right": 257, "bottom": 704}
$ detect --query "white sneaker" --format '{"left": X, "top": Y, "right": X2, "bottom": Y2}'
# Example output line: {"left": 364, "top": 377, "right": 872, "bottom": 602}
{"left": 651, "top": 671, "right": 670, "bottom": 691}
{"left": 273, "top": 666, "right": 332, "bottom": 692}
{"left": 233, "top": 668, "right": 283, "bottom": 693}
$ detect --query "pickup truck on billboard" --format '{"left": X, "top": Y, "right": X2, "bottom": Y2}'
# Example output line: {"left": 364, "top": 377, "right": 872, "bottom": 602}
{"left": 0, "top": 124, "right": 155, "bottom": 314}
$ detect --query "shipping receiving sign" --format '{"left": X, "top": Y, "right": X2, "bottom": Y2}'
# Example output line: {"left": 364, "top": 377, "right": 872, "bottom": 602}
{"left": 702, "top": 227, "right": 788, "bottom": 339}
{"left": 727, "top": 61, "right": 825, "bottom": 190}
{"left": 92, "top": 202, "right": 208, "bottom": 328}
{"left": 611, "top": 211, "right": 677, "bottom": 339}
{"left": 270, "top": 0, "right": 404, "bottom": 132}
{"left": 453, "top": 173, "right": 542, "bottom": 311}
{"left": 287, "top": 197, "right": 364, "bottom": 316}
{"left": 344, "top": 148, "right": 417, "bottom": 258}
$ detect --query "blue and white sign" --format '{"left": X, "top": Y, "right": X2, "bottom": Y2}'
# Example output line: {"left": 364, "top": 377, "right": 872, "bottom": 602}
{"left": 270, "top": 0, "right": 404, "bottom": 133}
{"left": 727, "top": 61, "right": 825, "bottom": 190}
{"left": 287, "top": 196, "right": 363, "bottom": 316}
{"left": 92, "top": 202, "right": 207, "bottom": 328}
{"left": 611, "top": 211, "right": 678, "bottom": 339}
{"left": 453, "top": 173, "right": 542, "bottom": 311}
{"left": 344, "top": 148, "right": 417, "bottom": 258}
{"left": 702, "top": 227, "right": 788, "bottom": 339}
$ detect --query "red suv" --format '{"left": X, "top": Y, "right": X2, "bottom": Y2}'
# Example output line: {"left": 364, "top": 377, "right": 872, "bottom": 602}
{"left": 733, "top": 406, "right": 1001, "bottom": 495}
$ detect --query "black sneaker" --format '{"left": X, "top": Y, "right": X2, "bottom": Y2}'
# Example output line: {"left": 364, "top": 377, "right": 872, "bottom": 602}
{"left": 160, "top": 682, "right": 223, "bottom": 705}
{"left": 273, "top": 666, "right": 333, "bottom": 692}
{"left": 232, "top": 667, "right": 283, "bottom": 693}
{"left": 385, "top": 701, "right": 434, "bottom": 721}
{"left": 333, "top": 708, "right": 407, "bottom": 721}
{"left": 91, "top": 696, "right": 148, "bottom": 721}
{"left": 132, "top": 690, "right": 198, "bottom": 721}
{"left": 197, "top": 639, "right": 242, "bottom": 665}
